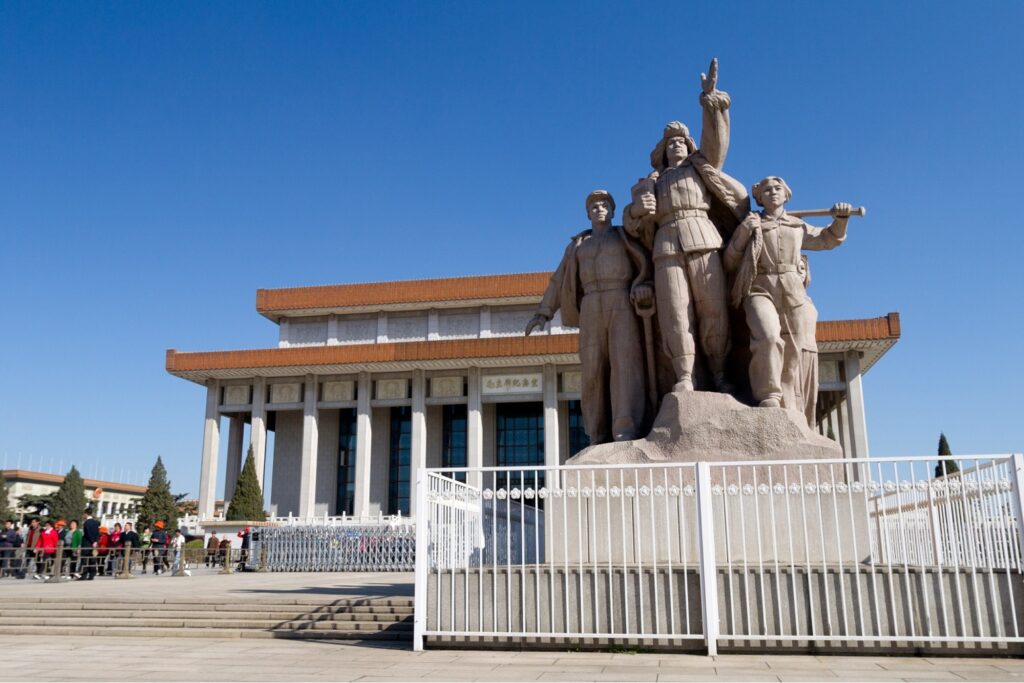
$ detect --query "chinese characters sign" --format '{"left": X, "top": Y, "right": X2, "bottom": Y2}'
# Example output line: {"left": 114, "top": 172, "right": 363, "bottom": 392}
{"left": 481, "top": 373, "right": 543, "bottom": 395}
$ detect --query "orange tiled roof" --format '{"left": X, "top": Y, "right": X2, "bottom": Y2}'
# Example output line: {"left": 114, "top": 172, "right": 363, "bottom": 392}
{"left": 257, "top": 272, "right": 552, "bottom": 314}
{"left": 817, "top": 312, "right": 900, "bottom": 343}
{"left": 166, "top": 314, "right": 899, "bottom": 373}
{"left": 167, "top": 335, "right": 579, "bottom": 372}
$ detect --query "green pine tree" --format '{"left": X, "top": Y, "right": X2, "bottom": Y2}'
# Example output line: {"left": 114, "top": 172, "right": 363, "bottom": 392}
{"left": 0, "top": 471, "right": 13, "bottom": 521}
{"left": 826, "top": 424, "right": 836, "bottom": 442}
{"left": 934, "top": 432, "right": 960, "bottom": 478}
{"left": 227, "top": 446, "right": 265, "bottom": 521}
{"left": 136, "top": 456, "right": 180, "bottom": 531}
{"left": 51, "top": 465, "right": 88, "bottom": 523}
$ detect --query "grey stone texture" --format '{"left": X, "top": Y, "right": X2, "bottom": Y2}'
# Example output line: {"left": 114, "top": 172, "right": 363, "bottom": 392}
{"left": 569, "top": 390, "right": 842, "bottom": 466}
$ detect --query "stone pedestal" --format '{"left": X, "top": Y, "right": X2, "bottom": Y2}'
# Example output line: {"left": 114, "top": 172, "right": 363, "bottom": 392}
{"left": 569, "top": 390, "right": 842, "bottom": 465}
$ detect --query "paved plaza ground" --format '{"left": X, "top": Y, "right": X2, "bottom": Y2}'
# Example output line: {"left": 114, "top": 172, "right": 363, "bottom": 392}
{"left": 1, "top": 571, "right": 1021, "bottom": 682}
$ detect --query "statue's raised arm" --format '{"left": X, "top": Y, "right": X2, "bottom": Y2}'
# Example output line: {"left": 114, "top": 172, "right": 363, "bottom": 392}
{"left": 698, "top": 57, "right": 730, "bottom": 169}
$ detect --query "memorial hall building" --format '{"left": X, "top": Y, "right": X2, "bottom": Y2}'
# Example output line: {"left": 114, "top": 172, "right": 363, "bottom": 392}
{"left": 165, "top": 273, "right": 900, "bottom": 521}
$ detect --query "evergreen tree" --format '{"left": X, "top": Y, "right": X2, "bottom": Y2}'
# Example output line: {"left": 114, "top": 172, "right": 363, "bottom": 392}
{"left": 51, "top": 465, "right": 87, "bottom": 523}
{"left": 826, "top": 424, "right": 836, "bottom": 442}
{"left": 227, "top": 446, "right": 265, "bottom": 521}
{"left": 136, "top": 456, "right": 180, "bottom": 531}
{"left": 935, "top": 432, "right": 960, "bottom": 478}
{"left": 0, "top": 471, "right": 13, "bottom": 521}
{"left": 18, "top": 493, "right": 54, "bottom": 523}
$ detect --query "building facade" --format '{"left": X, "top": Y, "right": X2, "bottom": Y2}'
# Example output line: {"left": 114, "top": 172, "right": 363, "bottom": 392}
{"left": 2, "top": 469, "right": 145, "bottom": 522}
{"left": 165, "top": 272, "right": 900, "bottom": 521}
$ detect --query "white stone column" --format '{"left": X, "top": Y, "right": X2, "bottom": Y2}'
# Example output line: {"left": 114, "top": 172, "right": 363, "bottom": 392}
{"left": 844, "top": 351, "right": 870, "bottom": 460}
{"left": 543, "top": 364, "right": 560, "bottom": 468}
{"left": 353, "top": 372, "right": 373, "bottom": 517}
{"left": 427, "top": 310, "right": 439, "bottom": 341}
{"left": 408, "top": 371, "right": 427, "bottom": 518}
{"left": 327, "top": 315, "right": 339, "bottom": 345}
{"left": 198, "top": 379, "right": 221, "bottom": 520}
{"left": 298, "top": 375, "right": 319, "bottom": 518}
{"left": 250, "top": 377, "right": 267, "bottom": 491}
{"left": 467, "top": 367, "right": 483, "bottom": 490}
{"left": 224, "top": 415, "right": 245, "bottom": 502}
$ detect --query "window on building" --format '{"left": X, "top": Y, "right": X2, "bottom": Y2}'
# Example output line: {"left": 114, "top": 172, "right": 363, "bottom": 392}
{"left": 388, "top": 406, "right": 412, "bottom": 515}
{"left": 495, "top": 401, "right": 544, "bottom": 493}
{"left": 336, "top": 408, "right": 357, "bottom": 516}
{"left": 567, "top": 400, "right": 590, "bottom": 457}
{"left": 442, "top": 404, "right": 467, "bottom": 482}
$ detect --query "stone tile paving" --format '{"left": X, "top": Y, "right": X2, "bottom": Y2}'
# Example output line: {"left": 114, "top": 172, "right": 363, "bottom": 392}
{"left": 1, "top": 635, "right": 1023, "bottom": 682}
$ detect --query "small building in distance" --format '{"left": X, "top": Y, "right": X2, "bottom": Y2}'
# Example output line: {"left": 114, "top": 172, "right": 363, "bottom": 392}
{"left": 166, "top": 272, "right": 900, "bottom": 522}
{"left": 1, "top": 469, "right": 146, "bottom": 522}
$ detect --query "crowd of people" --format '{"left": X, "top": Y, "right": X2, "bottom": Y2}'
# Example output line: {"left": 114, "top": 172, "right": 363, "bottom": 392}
{"left": 0, "top": 508, "right": 201, "bottom": 580}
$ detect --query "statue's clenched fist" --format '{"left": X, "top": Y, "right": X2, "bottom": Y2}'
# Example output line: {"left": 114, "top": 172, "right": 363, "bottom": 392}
{"left": 831, "top": 202, "right": 853, "bottom": 219}
{"left": 629, "top": 192, "right": 657, "bottom": 218}
{"left": 525, "top": 313, "right": 549, "bottom": 336}
{"left": 631, "top": 283, "right": 654, "bottom": 307}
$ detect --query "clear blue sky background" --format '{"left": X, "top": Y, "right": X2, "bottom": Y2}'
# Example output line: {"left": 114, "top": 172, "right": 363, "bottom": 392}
{"left": 2, "top": 2, "right": 1022, "bottom": 499}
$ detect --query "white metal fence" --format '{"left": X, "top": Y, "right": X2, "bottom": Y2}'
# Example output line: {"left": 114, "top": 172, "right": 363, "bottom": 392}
{"left": 257, "top": 522, "right": 415, "bottom": 572}
{"left": 414, "top": 454, "right": 1024, "bottom": 654}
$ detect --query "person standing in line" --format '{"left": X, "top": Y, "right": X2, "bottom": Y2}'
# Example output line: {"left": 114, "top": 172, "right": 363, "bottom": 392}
{"left": 170, "top": 529, "right": 186, "bottom": 573}
{"left": 96, "top": 526, "right": 110, "bottom": 575}
{"left": 150, "top": 521, "right": 169, "bottom": 575}
{"left": 206, "top": 534, "right": 219, "bottom": 568}
{"left": 140, "top": 526, "right": 152, "bottom": 574}
{"left": 80, "top": 509, "right": 101, "bottom": 580}
{"left": 66, "top": 520, "right": 83, "bottom": 579}
{"left": 34, "top": 520, "right": 58, "bottom": 580}
{"left": 24, "top": 518, "right": 41, "bottom": 578}
{"left": 0, "top": 520, "right": 24, "bottom": 578}
{"left": 120, "top": 522, "right": 140, "bottom": 574}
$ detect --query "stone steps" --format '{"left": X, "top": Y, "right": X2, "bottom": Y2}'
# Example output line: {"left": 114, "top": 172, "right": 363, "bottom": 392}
{"left": 0, "top": 625, "right": 411, "bottom": 640}
{"left": 0, "top": 615, "right": 412, "bottom": 629}
{"left": 0, "top": 609, "right": 409, "bottom": 622}
{"left": 0, "top": 596, "right": 415, "bottom": 641}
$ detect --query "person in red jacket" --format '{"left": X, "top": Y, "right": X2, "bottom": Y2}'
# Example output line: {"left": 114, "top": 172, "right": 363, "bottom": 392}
{"left": 97, "top": 527, "right": 110, "bottom": 576}
{"left": 33, "top": 520, "right": 58, "bottom": 580}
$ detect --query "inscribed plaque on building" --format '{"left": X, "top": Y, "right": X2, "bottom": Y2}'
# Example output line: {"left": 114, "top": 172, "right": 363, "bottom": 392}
{"left": 376, "top": 378, "right": 409, "bottom": 400}
{"left": 223, "top": 384, "right": 251, "bottom": 405}
{"left": 322, "top": 380, "right": 355, "bottom": 402}
{"left": 481, "top": 373, "right": 543, "bottom": 395}
{"left": 270, "top": 382, "right": 302, "bottom": 404}
{"left": 430, "top": 376, "right": 463, "bottom": 398}
{"left": 561, "top": 371, "right": 582, "bottom": 394}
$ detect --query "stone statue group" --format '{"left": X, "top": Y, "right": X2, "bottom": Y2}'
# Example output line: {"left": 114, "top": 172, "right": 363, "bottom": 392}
{"left": 527, "top": 59, "right": 856, "bottom": 447}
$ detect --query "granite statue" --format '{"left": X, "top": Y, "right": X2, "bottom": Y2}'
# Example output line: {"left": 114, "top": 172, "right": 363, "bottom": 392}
{"left": 723, "top": 176, "right": 852, "bottom": 425}
{"left": 526, "top": 191, "right": 652, "bottom": 444}
{"left": 623, "top": 58, "right": 749, "bottom": 395}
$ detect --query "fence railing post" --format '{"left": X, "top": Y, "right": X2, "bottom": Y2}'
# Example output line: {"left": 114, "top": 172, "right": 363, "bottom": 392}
{"left": 695, "top": 462, "right": 719, "bottom": 656}
{"left": 413, "top": 469, "right": 429, "bottom": 651}
{"left": 45, "top": 544, "right": 66, "bottom": 583}
{"left": 116, "top": 546, "right": 133, "bottom": 579}
{"left": 1011, "top": 454, "right": 1024, "bottom": 573}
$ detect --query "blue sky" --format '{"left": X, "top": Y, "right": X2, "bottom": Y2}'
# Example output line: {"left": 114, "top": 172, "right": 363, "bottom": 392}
{"left": 2, "top": 2, "right": 1022, "bottom": 498}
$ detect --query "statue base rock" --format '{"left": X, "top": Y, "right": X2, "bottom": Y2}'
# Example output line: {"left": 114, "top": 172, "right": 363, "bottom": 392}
{"left": 568, "top": 390, "right": 842, "bottom": 465}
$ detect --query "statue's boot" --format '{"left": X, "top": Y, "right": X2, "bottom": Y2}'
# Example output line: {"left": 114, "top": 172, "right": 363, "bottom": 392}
{"left": 671, "top": 355, "right": 695, "bottom": 392}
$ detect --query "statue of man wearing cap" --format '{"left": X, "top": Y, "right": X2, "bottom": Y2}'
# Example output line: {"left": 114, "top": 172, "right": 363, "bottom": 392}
{"left": 623, "top": 58, "right": 749, "bottom": 394}
{"left": 526, "top": 190, "right": 651, "bottom": 444}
